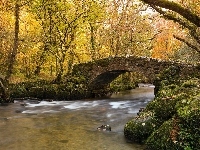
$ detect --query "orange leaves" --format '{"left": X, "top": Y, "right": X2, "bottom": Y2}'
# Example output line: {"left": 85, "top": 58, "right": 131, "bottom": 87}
{"left": 152, "top": 30, "right": 174, "bottom": 60}
{"left": 151, "top": 19, "right": 182, "bottom": 60}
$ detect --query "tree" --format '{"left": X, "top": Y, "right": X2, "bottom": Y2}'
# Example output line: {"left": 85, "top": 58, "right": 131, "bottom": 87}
{"left": 0, "top": 0, "right": 20, "bottom": 102}
{"left": 0, "top": 1, "right": 14, "bottom": 74}
{"left": 86, "top": 0, "right": 106, "bottom": 60}
{"left": 0, "top": 0, "right": 34, "bottom": 101}
{"left": 32, "top": 0, "right": 86, "bottom": 82}
{"left": 140, "top": 0, "right": 200, "bottom": 52}
{"left": 7, "top": 0, "right": 20, "bottom": 77}
{"left": 151, "top": 18, "right": 181, "bottom": 60}
{"left": 98, "top": 0, "right": 154, "bottom": 58}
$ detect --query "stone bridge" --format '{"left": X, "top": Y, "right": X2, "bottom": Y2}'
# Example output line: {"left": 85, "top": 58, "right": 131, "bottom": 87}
{"left": 72, "top": 56, "right": 200, "bottom": 91}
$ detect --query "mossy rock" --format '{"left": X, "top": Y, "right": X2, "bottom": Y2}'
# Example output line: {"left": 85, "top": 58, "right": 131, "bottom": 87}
{"left": 146, "top": 78, "right": 200, "bottom": 121}
{"left": 145, "top": 79, "right": 200, "bottom": 150}
{"left": 145, "top": 119, "right": 181, "bottom": 150}
{"left": 124, "top": 78, "right": 200, "bottom": 149}
{"left": 181, "top": 78, "right": 200, "bottom": 88}
{"left": 176, "top": 94, "right": 199, "bottom": 116}
{"left": 145, "top": 93, "right": 184, "bottom": 121}
{"left": 124, "top": 111, "right": 158, "bottom": 143}
{"left": 177, "top": 97, "right": 200, "bottom": 132}
{"left": 146, "top": 101, "right": 200, "bottom": 150}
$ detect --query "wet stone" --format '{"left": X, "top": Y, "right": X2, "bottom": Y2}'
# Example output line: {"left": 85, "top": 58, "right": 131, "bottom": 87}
{"left": 97, "top": 125, "right": 111, "bottom": 131}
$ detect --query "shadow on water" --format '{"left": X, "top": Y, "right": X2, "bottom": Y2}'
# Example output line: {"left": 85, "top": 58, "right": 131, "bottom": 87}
{"left": 0, "top": 86, "right": 154, "bottom": 150}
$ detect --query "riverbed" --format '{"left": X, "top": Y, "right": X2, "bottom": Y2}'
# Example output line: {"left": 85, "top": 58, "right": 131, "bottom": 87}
{"left": 0, "top": 86, "right": 154, "bottom": 150}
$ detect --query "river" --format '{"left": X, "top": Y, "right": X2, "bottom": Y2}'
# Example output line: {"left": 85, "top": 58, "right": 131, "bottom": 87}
{"left": 0, "top": 86, "right": 154, "bottom": 150}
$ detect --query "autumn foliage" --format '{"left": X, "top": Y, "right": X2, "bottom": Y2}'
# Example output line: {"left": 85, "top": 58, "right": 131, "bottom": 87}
{"left": 0, "top": 0, "right": 199, "bottom": 83}
{"left": 151, "top": 19, "right": 182, "bottom": 60}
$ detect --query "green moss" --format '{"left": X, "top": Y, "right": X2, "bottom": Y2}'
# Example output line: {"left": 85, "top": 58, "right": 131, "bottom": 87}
{"left": 181, "top": 79, "right": 199, "bottom": 88}
{"left": 177, "top": 97, "right": 200, "bottom": 129}
{"left": 146, "top": 119, "right": 181, "bottom": 150}
{"left": 125, "top": 78, "right": 200, "bottom": 150}
{"left": 124, "top": 111, "right": 159, "bottom": 143}
{"left": 9, "top": 77, "right": 90, "bottom": 100}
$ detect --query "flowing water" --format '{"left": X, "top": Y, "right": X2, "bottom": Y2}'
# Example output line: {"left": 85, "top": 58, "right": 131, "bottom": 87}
{"left": 0, "top": 86, "right": 154, "bottom": 150}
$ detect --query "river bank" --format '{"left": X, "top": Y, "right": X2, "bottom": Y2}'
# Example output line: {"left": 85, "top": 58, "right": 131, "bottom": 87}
{"left": 0, "top": 73, "right": 140, "bottom": 103}
{"left": 124, "top": 75, "right": 200, "bottom": 149}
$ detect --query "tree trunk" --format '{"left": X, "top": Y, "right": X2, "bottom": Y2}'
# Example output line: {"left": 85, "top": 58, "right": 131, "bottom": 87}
{"left": 140, "top": 0, "right": 200, "bottom": 27}
{"left": 0, "top": 76, "right": 8, "bottom": 102}
{"left": 34, "top": 45, "right": 49, "bottom": 76}
{"left": 5, "top": 0, "right": 20, "bottom": 81}
{"left": 89, "top": 23, "right": 96, "bottom": 60}
{"left": 2, "top": 0, "right": 20, "bottom": 102}
{"left": 54, "top": 54, "right": 65, "bottom": 83}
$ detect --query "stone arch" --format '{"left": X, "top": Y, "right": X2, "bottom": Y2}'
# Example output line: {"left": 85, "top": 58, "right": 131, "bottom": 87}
{"left": 88, "top": 70, "right": 128, "bottom": 90}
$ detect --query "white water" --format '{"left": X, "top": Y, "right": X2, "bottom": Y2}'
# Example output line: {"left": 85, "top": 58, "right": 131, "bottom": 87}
{"left": 0, "top": 86, "right": 154, "bottom": 150}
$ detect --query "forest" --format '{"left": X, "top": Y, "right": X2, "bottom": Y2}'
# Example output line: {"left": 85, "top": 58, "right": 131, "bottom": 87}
{"left": 1, "top": 0, "right": 200, "bottom": 101}
{"left": 0, "top": 0, "right": 200, "bottom": 149}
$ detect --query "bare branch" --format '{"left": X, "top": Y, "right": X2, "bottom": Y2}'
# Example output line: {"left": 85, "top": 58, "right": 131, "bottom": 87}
{"left": 141, "top": 0, "right": 200, "bottom": 27}
{"left": 150, "top": 5, "right": 200, "bottom": 44}
{"left": 173, "top": 35, "right": 200, "bottom": 53}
